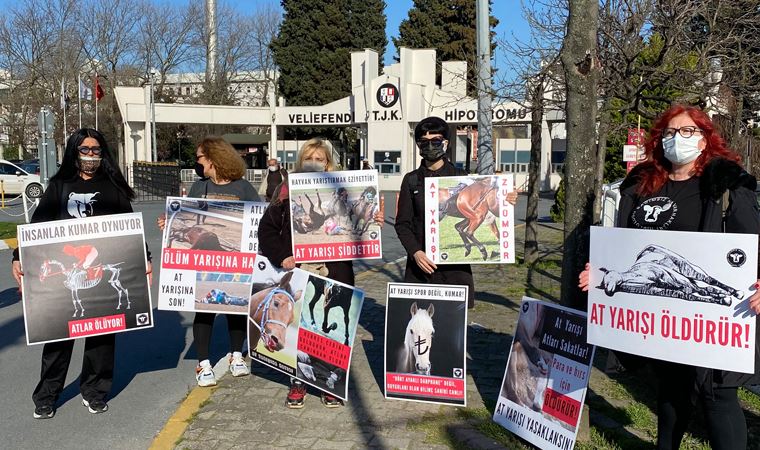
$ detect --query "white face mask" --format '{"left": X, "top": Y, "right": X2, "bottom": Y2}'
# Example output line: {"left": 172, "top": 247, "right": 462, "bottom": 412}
{"left": 268, "top": 165, "right": 278, "bottom": 172}
{"left": 301, "top": 161, "right": 326, "bottom": 172}
{"left": 662, "top": 134, "right": 702, "bottom": 165}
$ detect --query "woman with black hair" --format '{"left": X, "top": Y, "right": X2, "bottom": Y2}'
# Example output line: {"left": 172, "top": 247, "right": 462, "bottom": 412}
{"left": 11, "top": 128, "right": 152, "bottom": 419}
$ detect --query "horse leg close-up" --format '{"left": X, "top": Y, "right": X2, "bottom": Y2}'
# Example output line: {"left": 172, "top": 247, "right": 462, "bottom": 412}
{"left": 343, "top": 307, "right": 350, "bottom": 345}
{"left": 454, "top": 218, "right": 473, "bottom": 256}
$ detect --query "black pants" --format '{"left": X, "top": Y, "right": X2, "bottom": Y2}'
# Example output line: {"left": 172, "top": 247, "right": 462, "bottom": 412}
{"left": 403, "top": 258, "right": 475, "bottom": 307}
{"left": 656, "top": 362, "right": 747, "bottom": 450}
{"left": 193, "top": 312, "right": 246, "bottom": 362}
{"left": 32, "top": 334, "right": 115, "bottom": 407}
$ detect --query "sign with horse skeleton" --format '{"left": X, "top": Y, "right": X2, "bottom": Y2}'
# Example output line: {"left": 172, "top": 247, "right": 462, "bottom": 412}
{"left": 17, "top": 212, "right": 152, "bottom": 345}
{"left": 158, "top": 197, "right": 267, "bottom": 315}
{"left": 384, "top": 282, "right": 468, "bottom": 406}
{"left": 288, "top": 169, "right": 382, "bottom": 262}
{"left": 494, "top": 298, "right": 594, "bottom": 450}
{"left": 588, "top": 226, "right": 758, "bottom": 372}
{"left": 248, "top": 257, "right": 365, "bottom": 401}
{"left": 425, "top": 174, "right": 515, "bottom": 264}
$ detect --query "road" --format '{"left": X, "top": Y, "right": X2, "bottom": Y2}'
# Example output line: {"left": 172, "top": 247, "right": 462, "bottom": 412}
{"left": 0, "top": 191, "right": 553, "bottom": 449}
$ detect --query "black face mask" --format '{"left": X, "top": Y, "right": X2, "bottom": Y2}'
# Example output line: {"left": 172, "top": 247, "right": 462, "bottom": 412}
{"left": 417, "top": 139, "right": 446, "bottom": 162}
{"left": 194, "top": 162, "right": 206, "bottom": 178}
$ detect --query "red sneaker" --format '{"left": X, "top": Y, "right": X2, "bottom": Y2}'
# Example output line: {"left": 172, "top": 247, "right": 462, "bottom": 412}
{"left": 286, "top": 381, "right": 306, "bottom": 409}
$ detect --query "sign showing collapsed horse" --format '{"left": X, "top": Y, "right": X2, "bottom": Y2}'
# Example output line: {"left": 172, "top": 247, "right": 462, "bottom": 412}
{"left": 493, "top": 298, "right": 594, "bottom": 450}
{"left": 384, "top": 282, "right": 468, "bottom": 406}
{"left": 248, "top": 257, "right": 365, "bottom": 401}
{"left": 425, "top": 174, "right": 515, "bottom": 264}
{"left": 17, "top": 213, "right": 153, "bottom": 345}
{"left": 289, "top": 169, "right": 381, "bottom": 263}
{"left": 158, "top": 197, "right": 267, "bottom": 315}
{"left": 588, "top": 226, "right": 758, "bottom": 373}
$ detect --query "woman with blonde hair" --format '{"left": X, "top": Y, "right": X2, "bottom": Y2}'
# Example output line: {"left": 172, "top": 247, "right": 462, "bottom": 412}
{"left": 258, "top": 137, "right": 381, "bottom": 408}
{"left": 159, "top": 136, "right": 260, "bottom": 387}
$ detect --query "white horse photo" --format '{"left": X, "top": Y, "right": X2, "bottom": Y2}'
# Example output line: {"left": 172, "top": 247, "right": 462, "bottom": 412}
{"left": 396, "top": 302, "right": 435, "bottom": 375}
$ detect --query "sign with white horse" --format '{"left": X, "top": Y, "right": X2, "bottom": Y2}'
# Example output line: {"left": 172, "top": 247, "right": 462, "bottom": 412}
{"left": 588, "top": 226, "right": 758, "bottom": 372}
{"left": 425, "top": 174, "right": 515, "bottom": 264}
{"left": 384, "top": 282, "right": 468, "bottom": 406}
{"left": 289, "top": 169, "right": 382, "bottom": 263}
{"left": 493, "top": 298, "right": 594, "bottom": 450}
{"left": 158, "top": 197, "right": 267, "bottom": 315}
{"left": 248, "top": 257, "right": 365, "bottom": 401}
{"left": 17, "top": 212, "right": 152, "bottom": 345}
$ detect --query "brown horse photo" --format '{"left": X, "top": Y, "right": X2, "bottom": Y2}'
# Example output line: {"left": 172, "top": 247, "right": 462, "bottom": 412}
{"left": 438, "top": 177, "right": 500, "bottom": 261}
{"left": 248, "top": 271, "right": 302, "bottom": 353}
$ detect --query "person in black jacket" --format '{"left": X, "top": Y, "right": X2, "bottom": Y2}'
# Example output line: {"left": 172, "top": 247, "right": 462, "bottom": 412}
{"left": 258, "top": 137, "right": 382, "bottom": 408}
{"left": 259, "top": 158, "right": 288, "bottom": 202}
{"left": 11, "top": 128, "right": 152, "bottom": 419}
{"left": 394, "top": 116, "right": 516, "bottom": 308}
{"left": 579, "top": 105, "right": 760, "bottom": 449}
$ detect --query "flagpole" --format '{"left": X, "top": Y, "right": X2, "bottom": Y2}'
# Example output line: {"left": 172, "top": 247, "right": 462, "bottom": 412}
{"left": 94, "top": 73, "right": 98, "bottom": 130}
{"left": 78, "top": 73, "right": 82, "bottom": 129}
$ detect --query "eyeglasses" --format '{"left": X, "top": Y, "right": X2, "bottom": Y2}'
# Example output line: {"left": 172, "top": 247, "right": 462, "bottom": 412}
{"left": 77, "top": 146, "right": 102, "bottom": 155}
{"left": 662, "top": 126, "right": 703, "bottom": 139}
{"left": 195, "top": 154, "right": 204, "bottom": 161}
{"left": 416, "top": 138, "right": 445, "bottom": 146}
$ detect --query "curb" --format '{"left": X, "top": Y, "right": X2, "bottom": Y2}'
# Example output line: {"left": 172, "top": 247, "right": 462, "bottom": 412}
{"left": 0, "top": 238, "right": 16, "bottom": 250}
{"left": 149, "top": 356, "right": 231, "bottom": 450}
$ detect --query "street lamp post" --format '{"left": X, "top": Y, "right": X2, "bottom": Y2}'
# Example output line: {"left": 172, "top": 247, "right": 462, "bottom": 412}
{"left": 149, "top": 69, "right": 157, "bottom": 161}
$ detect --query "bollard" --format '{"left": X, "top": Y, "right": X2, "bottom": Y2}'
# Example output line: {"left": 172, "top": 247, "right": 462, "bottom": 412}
{"left": 181, "top": 187, "right": 187, "bottom": 197}
{"left": 379, "top": 194, "right": 385, "bottom": 226}
{"left": 0, "top": 179, "right": 4, "bottom": 208}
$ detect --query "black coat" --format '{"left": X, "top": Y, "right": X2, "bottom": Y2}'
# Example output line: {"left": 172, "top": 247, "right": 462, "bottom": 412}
{"left": 258, "top": 198, "right": 354, "bottom": 286}
{"left": 616, "top": 157, "right": 760, "bottom": 389}
{"left": 394, "top": 160, "right": 475, "bottom": 306}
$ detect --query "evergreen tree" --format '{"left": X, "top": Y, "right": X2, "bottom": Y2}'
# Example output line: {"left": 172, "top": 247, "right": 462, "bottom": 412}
{"left": 272, "top": 0, "right": 387, "bottom": 108}
{"left": 393, "top": 0, "right": 497, "bottom": 95}
{"left": 350, "top": 0, "right": 387, "bottom": 66}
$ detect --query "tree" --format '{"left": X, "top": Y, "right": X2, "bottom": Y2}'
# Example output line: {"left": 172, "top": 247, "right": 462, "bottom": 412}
{"left": 393, "top": 0, "right": 497, "bottom": 96}
{"left": 272, "top": 0, "right": 386, "bottom": 142}
{"left": 559, "top": 0, "right": 600, "bottom": 309}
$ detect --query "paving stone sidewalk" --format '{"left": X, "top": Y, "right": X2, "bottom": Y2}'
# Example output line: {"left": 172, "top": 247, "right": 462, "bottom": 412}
{"left": 175, "top": 225, "right": 566, "bottom": 450}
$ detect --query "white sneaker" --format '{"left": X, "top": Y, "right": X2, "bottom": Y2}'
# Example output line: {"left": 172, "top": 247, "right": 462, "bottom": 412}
{"left": 228, "top": 352, "right": 250, "bottom": 377}
{"left": 196, "top": 359, "right": 217, "bottom": 387}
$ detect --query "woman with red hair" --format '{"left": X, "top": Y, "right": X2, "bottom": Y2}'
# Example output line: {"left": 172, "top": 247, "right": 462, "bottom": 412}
{"left": 580, "top": 104, "right": 760, "bottom": 449}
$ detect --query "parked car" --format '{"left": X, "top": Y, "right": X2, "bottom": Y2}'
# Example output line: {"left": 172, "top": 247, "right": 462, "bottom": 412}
{"left": 0, "top": 159, "right": 43, "bottom": 198}
{"left": 17, "top": 159, "right": 40, "bottom": 174}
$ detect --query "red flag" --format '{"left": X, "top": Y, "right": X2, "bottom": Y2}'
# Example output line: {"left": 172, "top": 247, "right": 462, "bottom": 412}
{"left": 95, "top": 75, "right": 105, "bottom": 101}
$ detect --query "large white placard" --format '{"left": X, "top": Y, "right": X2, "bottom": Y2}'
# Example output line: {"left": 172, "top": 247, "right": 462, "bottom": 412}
{"left": 588, "top": 226, "right": 758, "bottom": 372}
{"left": 424, "top": 174, "right": 515, "bottom": 264}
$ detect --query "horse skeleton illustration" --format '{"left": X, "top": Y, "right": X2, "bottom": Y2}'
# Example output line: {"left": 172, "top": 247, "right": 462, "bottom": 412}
{"left": 39, "top": 259, "right": 130, "bottom": 317}
{"left": 597, "top": 244, "right": 742, "bottom": 306}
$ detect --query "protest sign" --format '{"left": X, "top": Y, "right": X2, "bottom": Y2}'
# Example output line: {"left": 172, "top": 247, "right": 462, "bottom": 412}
{"left": 384, "top": 282, "right": 468, "bottom": 406}
{"left": 289, "top": 169, "right": 381, "bottom": 262}
{"left": 248, "top": 256, "right": 364, "bottom": 401}
{"left": 493, "top": 298, "right": 594, "bottom": 450}
{"left": 425, "top": 174, "right": 514, "bottom": 264}
{"left": 18, "top": 212, "right": 152, "bottom": 345}
{"left": 158, "top": 197, "right": 266, "bottom": 315}
{"left": 588, "top": 226, "right": 758, "bottom": 372}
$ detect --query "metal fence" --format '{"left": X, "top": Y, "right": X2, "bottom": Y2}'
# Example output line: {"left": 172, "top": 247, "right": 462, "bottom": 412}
{"left": 179, "top": 168, "right": 265, "bottom": 184}
{"left": 131, "top": 161, "right": 181, "bottom": 202}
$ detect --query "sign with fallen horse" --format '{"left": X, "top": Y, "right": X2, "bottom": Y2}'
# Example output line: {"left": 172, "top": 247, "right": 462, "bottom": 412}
{"left": 17, "top": 213, "right": 152, "bottom": 345}
{"left": 425, "top": 174, "right": 515, "bottom": 264}
{"left": 248, "top": 257, "right": 365, "bottom": 401}
{"left": 289, "top": 169, "right": 382, "bottom": 263}
{"left": 588, "top": 226, "right": 758, "bottom": 372}
{"left": 493, "top": 298, "right": 594, "bottom": 450}
{"left": 158, "top": 197, "right": 267, "bottom": 315}
{"left": 384, "top": 282, "right": 468, "bottom": 406}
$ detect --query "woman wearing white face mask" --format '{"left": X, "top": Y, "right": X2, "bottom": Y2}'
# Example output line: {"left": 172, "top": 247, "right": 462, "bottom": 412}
{"left": 258, "top": 138, "right": 383, "bottom": 409}
{"left": 578, "top": 104, "right": 760, "bottom": 449}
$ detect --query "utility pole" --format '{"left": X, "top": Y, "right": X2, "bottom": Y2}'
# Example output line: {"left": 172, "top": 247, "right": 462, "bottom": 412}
{"left": 475, "top": 0, "right": 493, "bottom": 175}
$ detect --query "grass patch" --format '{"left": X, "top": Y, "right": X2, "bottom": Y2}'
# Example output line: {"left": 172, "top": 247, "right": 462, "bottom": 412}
{"left": 0, "top": 222, "right": 17, "bottom": 240}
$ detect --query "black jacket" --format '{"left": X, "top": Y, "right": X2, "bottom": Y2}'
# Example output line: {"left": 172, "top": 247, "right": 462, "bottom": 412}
{"left": 616, "top": 158, "right": 760, "bottom": 388}
{"left": 258, "top": 198, "right": 354, "bottom": 286}
{"left": 395, "top": 159, "right": 466, "bottom": 255}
